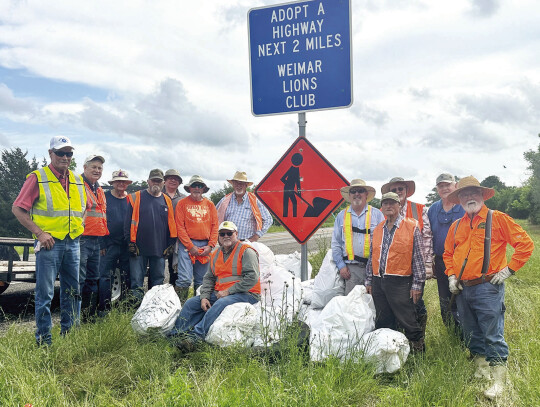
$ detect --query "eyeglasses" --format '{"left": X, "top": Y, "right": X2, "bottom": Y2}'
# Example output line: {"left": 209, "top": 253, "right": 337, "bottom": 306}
{"left": 390, "top": 186, "right": 405, "bottom": 193}
{"left": 53, "top": 150, "right": 74, "bottom": 158}
{"left": 150, "top": 178, "right": 164, "bottom": 183}
{"left": 219, "top": 231, "right": 234, "bottom": 237}
{"left": 349, "top": 188, "right": 366, "bottom": 195}
{"left": 191, "top": 183, "right": 205, "bottom": 189}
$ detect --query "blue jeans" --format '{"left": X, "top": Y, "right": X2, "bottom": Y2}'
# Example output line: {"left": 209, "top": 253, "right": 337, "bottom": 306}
{"left": 170, "top": 292, "right": 258, "bottom": 339}
{"left": 176, "top": 240, "right": 209, "bottom": 289}
{"left": 79, "top": 236, "right": 101, "bottom": 297}
{"left": 457, "top": 282, "right": 508, "bottom": 363}
{"left": 434, "top": 255, "right": 460, "bottom": 328}
{"left": 98, "top": 243, "right": 130, "bottom": 312}
{"left": 129, "top": 255, "right": 165, "bottom": 299}
{"left": 34, "top": 236, "right": 80, "bottom": 344}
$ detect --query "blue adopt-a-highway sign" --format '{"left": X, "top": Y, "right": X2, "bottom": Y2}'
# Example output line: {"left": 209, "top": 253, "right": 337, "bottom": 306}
{"left": 248, "top": 0, "right": 352, "bottom": 116}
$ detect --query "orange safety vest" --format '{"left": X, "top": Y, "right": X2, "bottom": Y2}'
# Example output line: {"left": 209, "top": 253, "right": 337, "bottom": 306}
{"left": 83, "top": 183, "right": 109, "bottom": 236}
{"left": 406, "top": 200, "right": 424, "bottom": 230}
{"left": 217, "top": 192, "right": 263, "bottom": 230}
{"left": 210, "top": 241, "right": 261, "bottom": 294}
{"left": 371, "top": 218, "right": 417, "bottom": 277}
{"left": 128, "top": 191, "right": 177, "bottom": 243}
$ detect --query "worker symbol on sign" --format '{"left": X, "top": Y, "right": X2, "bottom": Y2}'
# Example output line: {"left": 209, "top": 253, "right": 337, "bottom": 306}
{"left": 280, "top": 152, "right": 332, "bottom": 218}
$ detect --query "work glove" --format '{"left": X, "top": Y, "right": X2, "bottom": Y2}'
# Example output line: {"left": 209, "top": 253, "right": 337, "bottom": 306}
{"left": 448, "top": 275, "right": 463, "bottom": 295}
{"left": 425, "top": 263, "right": 433, "bottom": 280}
{"left": 163, "top": 245, "right": 175, "bottom": 257}
{"left": 128, "top": 242, "right": 140, "bottom": 257}
{"left": 490, "top": 266, "right": 513, "bottom": 285}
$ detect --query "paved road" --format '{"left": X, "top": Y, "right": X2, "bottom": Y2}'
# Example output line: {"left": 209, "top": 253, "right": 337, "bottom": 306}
{"left": 0, "top": 228, "right": 333, "bottom": 331}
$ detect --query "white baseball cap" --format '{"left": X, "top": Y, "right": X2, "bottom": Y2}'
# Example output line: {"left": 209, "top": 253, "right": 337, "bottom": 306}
{"left": 84, "top": 154, "right": 105, "bottom": 164}
{"left": 50, "top": 136, "right": 74, "bottom": 150}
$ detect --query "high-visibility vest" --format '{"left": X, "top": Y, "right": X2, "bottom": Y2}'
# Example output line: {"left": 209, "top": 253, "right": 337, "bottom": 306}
{"left": 82, "top": 183, "right": 109, "bottom": 236}
{"left": 371, "top": 217, "right": 417, "bottom": 277}
{"left": 210, "top": 241, "right": 261, "bottom": 294}
{"left": 343, "top": 205, "right": 372, "bottom": 261}
{"left": 29, "top": 167, "right": 86, "bottom": 240}
{"left": 406, "top": 200, "right": 424, "bottom": 230}
{"left": 127, "top": 191, "right": 177, "bottom": 243}
{"left": 217, "top": 192, "right": 263, "bottom": 230}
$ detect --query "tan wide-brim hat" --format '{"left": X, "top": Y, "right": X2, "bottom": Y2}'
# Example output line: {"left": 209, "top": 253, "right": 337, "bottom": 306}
{"left": 447, "top": 176, "right": 495, "bottom": 205}
{"left": 227, "top": 171, "right": 253, "bottom": 186}
{"left": 381, "top": 177, "right": 416, "bottom": 198}
{"left": 184, "top": 175, "right": 210, "bottom": 193}
{"left": 108, "top": 169, "right": 132, "bottom": 184}
{"left": 340, "top": 179, "right": 376, "bottom": 203}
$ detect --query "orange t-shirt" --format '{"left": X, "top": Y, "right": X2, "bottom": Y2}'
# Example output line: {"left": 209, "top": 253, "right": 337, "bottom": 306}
{"left": 443, "top": 205, "right": 534, "bottom": 280}
{"left": 175, "top": 196, "right": 218, "bottom": 250}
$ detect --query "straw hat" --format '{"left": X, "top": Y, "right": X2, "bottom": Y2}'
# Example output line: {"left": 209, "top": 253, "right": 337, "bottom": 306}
{"left": 381, "top": 177, "right": 416, "bottom": 197}
{"left": 340, "top": 179, "right": 376, "bottom": 202}
{"left": 227, "top": 171, "right": 253, "bottom": 186}
{"left": 447, "top": 176, "right": 495, "bottom": 205}
{"left": 184, "top": 175, "right": 210, "bottom": 193}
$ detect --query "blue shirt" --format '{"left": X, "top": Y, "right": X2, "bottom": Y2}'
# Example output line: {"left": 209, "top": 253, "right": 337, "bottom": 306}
{"left": 427, "top": 200, "right": 465, "bottom": 256}
{"left": 216, "top": 193, "right": 273, "bottom": 240}
{"left": 103, "top": 190, "right": 129, "bottom": 247}
{"left": 331, "top": 204, "right": 385, "bottom": 270}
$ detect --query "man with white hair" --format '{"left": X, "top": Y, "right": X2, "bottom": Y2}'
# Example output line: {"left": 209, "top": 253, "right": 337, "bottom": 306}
{"left": 12, "top": 136, "right": 86, "bottom": 345}
{"left": 444, "top": 176, "right": 533, "bottom": 399}
{"left": 331, "top": 179, "right": 384, "bottom": 295}
{"left": 79, "top": 154, "right": 108, "bottom": 321}
{"left": 216, "top": 171, "right": 272, "bottom": 241}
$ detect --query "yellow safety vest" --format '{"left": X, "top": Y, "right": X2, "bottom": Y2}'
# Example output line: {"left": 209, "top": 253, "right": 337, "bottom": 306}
{"left": 29, "top": 167, "right": 86, "bottom": 240}
{"left": 343, "top": 205, "right": 372, "bottom": 260}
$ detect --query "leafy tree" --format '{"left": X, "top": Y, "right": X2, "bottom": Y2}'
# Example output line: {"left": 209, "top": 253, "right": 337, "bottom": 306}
{"left": 0, "top": 148, "right": 39, "bottom": 237}
{"left": 524, "top": 143, "right": 540, "bottom": 224}
{"left": 126, "top": 181, "right": 148, "bottom": 193}
{"left": 481, "top": 175, "right": 506, "bottom": 190}
{"left": 69, "top": 157, "right": 77, "bottom": 172}
{"left": 425, "top": 187, "right": 439, "bottom": 207}
{"left": 209, "top": 183, "right": 234, "bottom": 206}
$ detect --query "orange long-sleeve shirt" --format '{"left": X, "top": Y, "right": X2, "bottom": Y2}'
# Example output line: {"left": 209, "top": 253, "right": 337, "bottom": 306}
{"left": 443, "top": 205, "right": 534, "bottom": 280}
{"left": 175, "top": 196, "right": 218, "bottom": 250}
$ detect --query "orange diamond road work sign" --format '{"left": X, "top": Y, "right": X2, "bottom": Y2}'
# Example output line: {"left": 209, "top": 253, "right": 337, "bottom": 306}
{"left": 255, "top": 137, "right": 349, "bottom": 244}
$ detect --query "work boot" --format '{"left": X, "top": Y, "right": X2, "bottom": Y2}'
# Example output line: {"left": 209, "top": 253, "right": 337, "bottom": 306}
{"left": 174, "top": 286, "right": 189, "bottom": 304}
{"left": 410, "top": 338, "right": 425, "bottom": 354}
{"left": 473, "top": 355, "right": 491, "bottom": 380}
{"left": 484, "top": 365, "right": 508, "bottom": 399}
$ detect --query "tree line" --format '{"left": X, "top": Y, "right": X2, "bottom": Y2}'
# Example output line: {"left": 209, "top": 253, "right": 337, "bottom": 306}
{"left": 2, "top": 144, "right": 540, "bottom": 238}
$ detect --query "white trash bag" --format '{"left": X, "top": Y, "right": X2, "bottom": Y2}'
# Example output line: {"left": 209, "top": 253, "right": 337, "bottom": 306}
{"left": 300, "top": 279, "right": 315, "bottom": 305}
{"left": 310, "top": 285, "right": 376, "bottom": 361}
{"left": 205, "top": 302, "right": 259, "bottom": 347}
{"left": 131, "top": 284, "right": 181, "bottom": 336}
{"left": 246, "top": 241, "right": 275, "bottom": 277}
{"left": 275, "top": 252, "right": 312, "bottom": 279}
{"left": 359, "top": 328, "right": 410, "bottom": 374}
{"left": 311, "top": 249, "right": 344, "bottom": 309}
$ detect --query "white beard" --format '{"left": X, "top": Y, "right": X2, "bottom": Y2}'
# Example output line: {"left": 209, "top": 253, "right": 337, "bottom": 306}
{"left": 464, "top": 200, "right": 481, "bottom": 215}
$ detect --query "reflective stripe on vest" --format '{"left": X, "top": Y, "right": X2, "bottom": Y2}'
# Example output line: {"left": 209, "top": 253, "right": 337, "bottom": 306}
{"left": 371, "top": 217, "right": 417, "bottom": 277}
{"left": 217, "top": 192, "right": 263, "bottom": 231}
{"left": 83, "top": 184, "right": 108, "bottom": 236}
{"left": 29, "top": 167, "right": 86, "bottom": 239}
{"left": 129, "top": 191, "right": 177, "bottom": 242}
{"left": 343, "top": 205, "right": 372, "bottom": 261}
{"left": 211, "top": 241, "right": 261, "bottom": 294}
{"left": 406, "top": 201, "right": 424, "bottom": 230}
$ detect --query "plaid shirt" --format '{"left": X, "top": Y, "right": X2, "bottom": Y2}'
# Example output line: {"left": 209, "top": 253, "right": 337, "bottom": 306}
{"left": 216, "top": 193, "right": 273, "bottom": 240}
{"left": 366, "top": 215, "right": 426, "bottom": 291}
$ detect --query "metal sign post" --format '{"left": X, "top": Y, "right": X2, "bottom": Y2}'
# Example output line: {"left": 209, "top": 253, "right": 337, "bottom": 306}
{"left": 298, "top": 112, "right": 308, "bottom": 281}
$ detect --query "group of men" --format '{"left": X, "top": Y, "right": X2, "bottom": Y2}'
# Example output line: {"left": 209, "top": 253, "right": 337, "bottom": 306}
{"left": 12, "top": 136, "right": 272, "bottom": 347}
{"left": 331, "top": 174, "right": 533, "bottom": 399}
{"left": 12, "top": 136, "right": 534, "bottom": 400}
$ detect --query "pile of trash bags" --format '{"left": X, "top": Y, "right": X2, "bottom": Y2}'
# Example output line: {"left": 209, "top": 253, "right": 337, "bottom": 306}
{"left": 131, "top": 244, "right": 410, "bottom": 373}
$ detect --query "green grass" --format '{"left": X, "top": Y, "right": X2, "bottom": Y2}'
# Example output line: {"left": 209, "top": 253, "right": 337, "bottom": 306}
{"left": 1, "top": 222, "right": 539, "bottom": 406}
{"left": 268, "top": 217, "right": 335, "bottom": 234}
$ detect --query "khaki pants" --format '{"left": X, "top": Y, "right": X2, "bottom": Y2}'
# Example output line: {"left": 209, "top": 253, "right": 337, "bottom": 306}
{"left": 344, "top": 262, "right": 367, "bottom": 295}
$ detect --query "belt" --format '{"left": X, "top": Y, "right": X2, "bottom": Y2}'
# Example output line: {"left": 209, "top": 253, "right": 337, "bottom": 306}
{"left": 343, "top": 256, "right": 368, "bottom": 264}
{"left": 461, "top": 274, "right": 494, "bottom": 287}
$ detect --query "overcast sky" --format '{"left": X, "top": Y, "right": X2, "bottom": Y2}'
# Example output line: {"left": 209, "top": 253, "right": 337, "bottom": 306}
{"left": 1, "top": 0, "right": 539, "bottom": 203}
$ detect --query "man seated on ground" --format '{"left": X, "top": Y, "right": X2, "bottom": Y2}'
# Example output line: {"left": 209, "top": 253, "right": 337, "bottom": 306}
{"left": 365, "top": 192, "right": 426, "bottom": 353}
{"left": 169, "top": 221, "right": 260, "bottom": 351}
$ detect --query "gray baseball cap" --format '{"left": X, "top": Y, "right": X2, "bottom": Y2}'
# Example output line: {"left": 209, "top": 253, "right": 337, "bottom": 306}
{"left": 436, "top": 173, "right": 456, "bottom": 185}
{"left": 380, "top": 192, "right": 401, "bottom": 204}
{"left": 148, "top": 169, "right": 164, "bottom": 180}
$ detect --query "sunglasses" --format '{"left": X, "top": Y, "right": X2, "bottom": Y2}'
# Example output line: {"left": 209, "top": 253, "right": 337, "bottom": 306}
{"left": 390, "top": 186, "right": 405, "bottom": 193}
{"left": 53, "top": 151, "right": 74, "bottom": 158}
{"left": 349, "top": 188, "right": 366, "bottom": 195}
{"left": 219, "top": 231, "right": 234, "bottom": 237}
{"left": 191, "top": 183, "right": 205, "bottom": 189}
